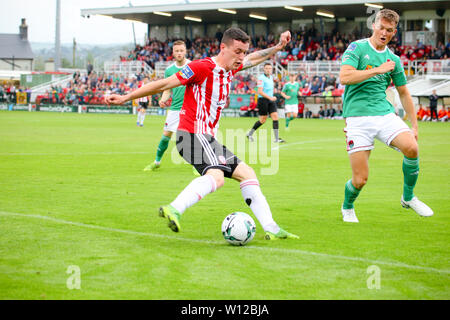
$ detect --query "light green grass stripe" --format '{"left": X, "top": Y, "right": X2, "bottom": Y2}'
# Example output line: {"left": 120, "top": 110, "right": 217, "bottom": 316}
{"left": 1, "top": 210, "right": 449, "bottom": 275}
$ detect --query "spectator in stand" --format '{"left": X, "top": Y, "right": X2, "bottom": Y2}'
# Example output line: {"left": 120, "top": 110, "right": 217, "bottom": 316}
{"left": 319, "top": 76, "right": 328, "bottom": 92}
{"left": 322, "top": 86, "right": 333, "bottom": 104}
{"left": 310, "top": 79, "right": 320, "bottom": 94}
{"left": 300, "top": 83, "right": 311, "bottom": 96}
{"left": 429, "top": 89, "right": 439, "bottom": 121}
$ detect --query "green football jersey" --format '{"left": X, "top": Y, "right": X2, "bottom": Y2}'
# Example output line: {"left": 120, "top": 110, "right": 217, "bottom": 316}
{"left": 341, "top": 38, "right": 407, "bottom": 117}
{"left": 282, "top": 82, "right": 301, "bottom": 105}
{"left": 164, "top": 60, "right": 190, "bottom": 111}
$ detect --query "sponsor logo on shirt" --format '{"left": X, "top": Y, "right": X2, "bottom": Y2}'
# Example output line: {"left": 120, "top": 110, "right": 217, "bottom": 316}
{"left": 347, "top": 43, "right": 357, "bottom": 52}
{"left": 364, "top": 54, "right": 370, "bottom": 60}
{"left": 178, "top": 65, "right": 194, "bottom": 80}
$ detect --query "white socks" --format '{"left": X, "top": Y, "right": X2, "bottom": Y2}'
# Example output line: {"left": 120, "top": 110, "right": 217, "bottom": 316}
{"left": 170, "top": 175, "right": 217, "bottom": 214}
{"left": 137, "top": 112, "right": 146, "bottom": 125}
{"left": 240, "top": 179, "right": 280, "bottom": 234}
{"left": 169, "top": 176, "right": 280, "bottom": 234}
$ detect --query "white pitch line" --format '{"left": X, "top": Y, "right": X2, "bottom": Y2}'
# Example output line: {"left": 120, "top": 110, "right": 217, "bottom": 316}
{"left": 1, "top": 211, "right": 449, "bottom": 275}
{"left": 272, "top": 138, "right": 342, "bottom": 150}
{"left": 0, "top": 151, "right": 151, "bottom": 156}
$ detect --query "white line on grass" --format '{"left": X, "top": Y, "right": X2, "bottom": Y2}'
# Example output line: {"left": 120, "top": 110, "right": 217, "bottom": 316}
{"left": 0, "top": 151, "right": 151, "bottom": 156}
{"left": 272, "top": 138, "right": 342, "bottom": 150}
{"left": 1, "top": 210, "right": 448, "bottom": 275}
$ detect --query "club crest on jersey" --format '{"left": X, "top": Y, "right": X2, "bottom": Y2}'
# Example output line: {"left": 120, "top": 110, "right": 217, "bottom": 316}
{"left": 348, "top": 140, "right": 354, "bottom": 149}
{"left": 179, "top": 65, "right": 194, "bottom": 80}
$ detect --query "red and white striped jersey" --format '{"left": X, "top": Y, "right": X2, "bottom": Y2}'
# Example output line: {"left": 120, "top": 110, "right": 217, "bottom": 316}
{"left": 175, "top": 57, "right": 242, "bottom": 136}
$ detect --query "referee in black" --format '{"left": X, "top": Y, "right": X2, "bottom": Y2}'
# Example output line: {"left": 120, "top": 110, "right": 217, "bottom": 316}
{"left": 246, "top": 63, "right": 285, "bottom": 143}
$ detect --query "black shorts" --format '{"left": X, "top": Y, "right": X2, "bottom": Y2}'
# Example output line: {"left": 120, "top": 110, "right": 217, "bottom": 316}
{"left": 139, "top": 101, "right": 148, "bottom": 109}
{"left": 257, "top": 97, "right": 277, "bottom": 116}
{"left": 176, "top": 130, "right": 241, "bottom": 178}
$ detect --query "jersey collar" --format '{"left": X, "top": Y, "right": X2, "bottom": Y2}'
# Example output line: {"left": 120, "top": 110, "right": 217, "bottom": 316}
{"left": 367, "top": 38, "right": 387, "bottom": 53}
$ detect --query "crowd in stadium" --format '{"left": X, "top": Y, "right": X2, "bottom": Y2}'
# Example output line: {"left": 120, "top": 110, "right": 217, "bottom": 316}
{"left": 33, "top": 71, "right": 160, "bottom": 106}
{"left": 121, "top": 28, "right": 450, "bottom": 70}
{"left": 1, "top": 28, "right": 448, "bottom": 118}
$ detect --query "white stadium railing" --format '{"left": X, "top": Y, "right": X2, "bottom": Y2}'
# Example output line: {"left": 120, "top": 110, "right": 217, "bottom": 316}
{"left": 155, "top": 60, "right": 287, "bottom": 78}
{"left": 104, "top": 61, "right": 153, "bottom": 77}
{"left": 287, "top": 61, "right": 342, "bottom": 76}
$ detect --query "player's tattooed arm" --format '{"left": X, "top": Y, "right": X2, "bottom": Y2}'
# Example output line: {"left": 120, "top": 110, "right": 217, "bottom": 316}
{"left": 242, "top": 31, "right": 291, "bottom": 70}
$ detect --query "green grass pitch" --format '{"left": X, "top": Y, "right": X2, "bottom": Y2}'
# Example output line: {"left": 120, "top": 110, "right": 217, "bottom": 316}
{"left": 0, "top": 111, "right": 448, "bottom": 299}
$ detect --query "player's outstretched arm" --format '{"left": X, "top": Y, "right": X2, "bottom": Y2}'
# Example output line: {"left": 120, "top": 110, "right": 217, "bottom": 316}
{"left": 397, "top": 84, "right": 418, "bottom": 140}
{"left": 242, "top": 31, "right": 291, "bottom": 70}
{"left": 106, "top": 74, "right": 182, "bottom": 105}
{"left": 339, "top": 61, "right": 395, "bottom": 85}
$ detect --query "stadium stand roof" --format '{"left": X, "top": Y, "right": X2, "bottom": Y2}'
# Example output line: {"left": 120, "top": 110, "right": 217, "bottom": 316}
{"left": 81, "top": 0, "right": 450, "bottom": 26}
{"left": 0, "top": 34, "right": 34, "bottom": 60}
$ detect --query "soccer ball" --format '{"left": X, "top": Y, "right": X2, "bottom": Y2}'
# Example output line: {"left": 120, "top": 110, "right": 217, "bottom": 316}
{"left": 221, "top": 212, "right": 256, "bottom": 246}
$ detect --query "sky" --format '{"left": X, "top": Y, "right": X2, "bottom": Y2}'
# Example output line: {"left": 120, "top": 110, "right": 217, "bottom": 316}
{"left": 0, "top": 0, "right": 230, "bottom": 45}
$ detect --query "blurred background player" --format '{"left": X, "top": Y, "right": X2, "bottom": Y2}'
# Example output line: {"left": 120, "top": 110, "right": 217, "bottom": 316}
{"left": 246, "top": 63, "right": 285, "bottom": 143}
{"left": 144, "top": 40, "right": 190, "bottom": 171}
{"left": 136, "top": 77, "right": 150, "bottom": 127}
{"left": 280, "top": 73, "right": 301, "bottom": 130}
{"left": 339, "top": 9, "right": 433, "bottom": 223}
{"left": 106, "top": 28, "right": 298, "bottom": 240}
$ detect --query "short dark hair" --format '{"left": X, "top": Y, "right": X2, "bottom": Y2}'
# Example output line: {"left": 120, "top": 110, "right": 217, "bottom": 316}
{"left": 264, "top": 62, "right": 272, "bottom": 67}
{"left": 221, "top": 27, "right": 250, "bottom": 45}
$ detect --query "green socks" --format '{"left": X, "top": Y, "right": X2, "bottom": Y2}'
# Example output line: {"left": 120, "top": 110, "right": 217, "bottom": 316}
{"left": 343, "top": 179, "right": 361, "bottom": 209}
{"left": 155, "top": 134, "right": 171, "bottom": 162}
{"left": 402, "top": 156, "right": 419, "bottom": 201}
{"left": 342, "top": 156, "right": 419, "bottom": 209}
{"left": 285, "top": 116, "right": 294, "bottom": 128}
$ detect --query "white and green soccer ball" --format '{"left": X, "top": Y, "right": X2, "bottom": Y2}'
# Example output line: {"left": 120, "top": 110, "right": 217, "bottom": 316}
{"left": 221, "top": 212, "right": 256, "bottom": 246}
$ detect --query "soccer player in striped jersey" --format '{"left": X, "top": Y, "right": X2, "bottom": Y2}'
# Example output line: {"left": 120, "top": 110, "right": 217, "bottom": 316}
{"left": 144, "top": 40, "right": 190, "bottom": 171}
{"left": 136, "top": 77, "right": 150, "bottom": 127}
{"left": 106, "top": 28, "right": 298, "bottom": 240}
{"left": 339, "top": 9, "right": 433, "bottom": 223}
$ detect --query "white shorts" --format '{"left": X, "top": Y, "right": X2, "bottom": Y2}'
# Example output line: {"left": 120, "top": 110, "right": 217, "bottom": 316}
{"left": 285, "top": 104, "right": 298, "bottom": 113}
{"left": 164, "top": 110, "right": 180, "bottom": 133}
{"left": 344, "top": 113, "right": 411, "bottom": 154}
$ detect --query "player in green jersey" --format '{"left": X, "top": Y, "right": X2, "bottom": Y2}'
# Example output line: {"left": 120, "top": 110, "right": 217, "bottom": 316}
{"left": 144, "top": 40, "right": 190, "bottom": 171}
{"left": 339, "top": 9, "right": 433, "bottom": 223}
{"left": 280, "top": 74, "right": 301, "bottom": 130}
